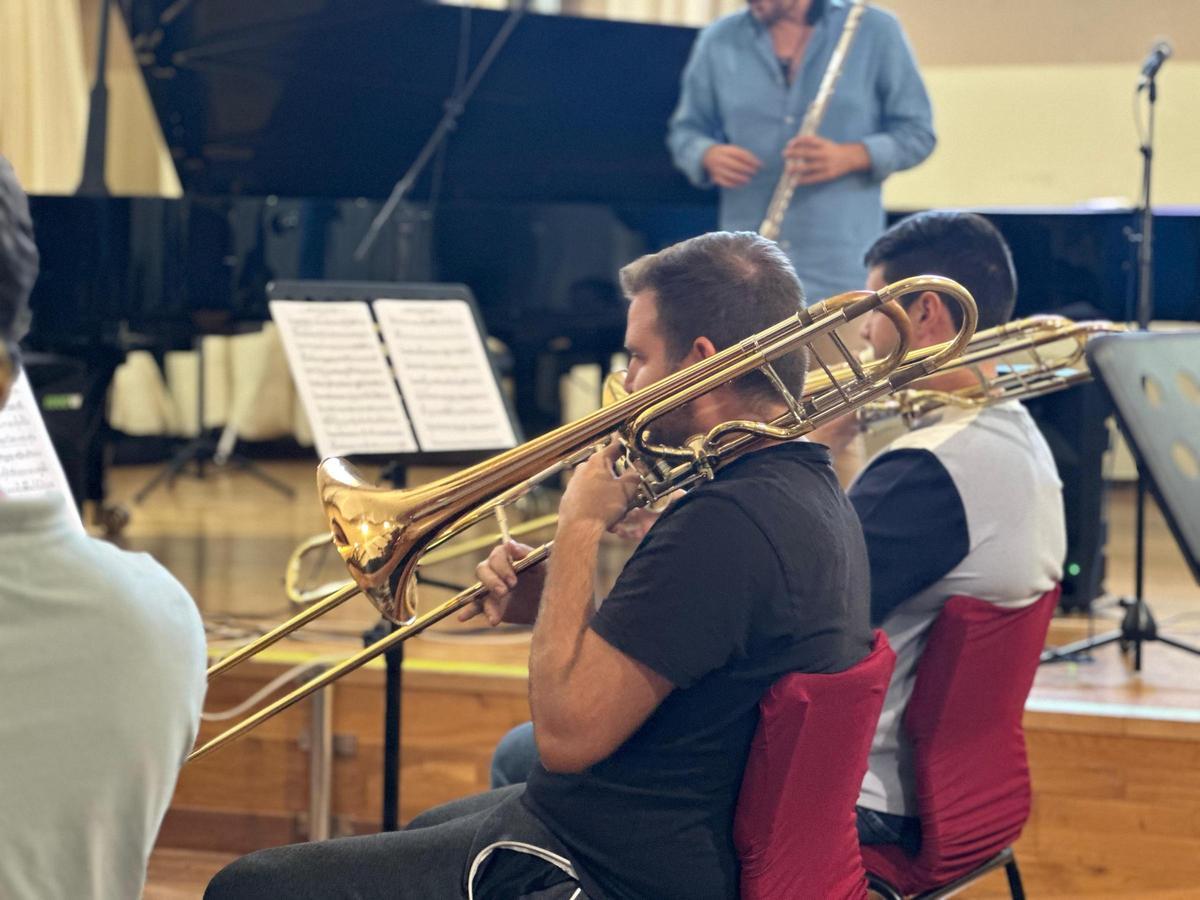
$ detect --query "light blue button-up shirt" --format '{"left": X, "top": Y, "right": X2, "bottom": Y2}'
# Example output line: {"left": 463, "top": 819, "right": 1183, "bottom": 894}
{"left": 667, "top": 1, "right": 935, "bottom": 303}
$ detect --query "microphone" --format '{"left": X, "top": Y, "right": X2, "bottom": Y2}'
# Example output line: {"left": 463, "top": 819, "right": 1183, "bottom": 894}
{"left": 1138, "top": 40, "right": 1172, "bottom": 88}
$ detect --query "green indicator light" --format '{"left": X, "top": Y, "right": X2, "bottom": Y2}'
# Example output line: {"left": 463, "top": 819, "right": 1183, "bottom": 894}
{"left": 1067, "top": 562, "right": 1081, "bottom": 577}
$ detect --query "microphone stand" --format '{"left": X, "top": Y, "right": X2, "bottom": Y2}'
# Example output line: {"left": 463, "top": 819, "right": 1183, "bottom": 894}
{"left": 1135, "top": 76, "right": 1157, "bottom": 335}
{"left": 350, "top": 3, "right": 527, "bottom": 832}
{"left": 1123, "top": 70, "right": 1159, "bottom": 671}
{"left": 354, "top": 1, "right": 529, "bottom": 262}
{"left": 1041, "top": 54, "right": 1199, "bottom": 669}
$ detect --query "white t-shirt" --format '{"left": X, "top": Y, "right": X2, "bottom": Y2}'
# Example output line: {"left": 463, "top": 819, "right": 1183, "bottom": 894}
{"left": 851, "top": 402, "right": 1065, "bottom": 815}
{"left": 0, "top": 495, "right": 207, "bottom": 899}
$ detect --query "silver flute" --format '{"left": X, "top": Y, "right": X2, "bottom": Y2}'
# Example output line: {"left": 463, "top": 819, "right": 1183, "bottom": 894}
{"left": 759, "top": 0, "right": 868, "bottom": 241}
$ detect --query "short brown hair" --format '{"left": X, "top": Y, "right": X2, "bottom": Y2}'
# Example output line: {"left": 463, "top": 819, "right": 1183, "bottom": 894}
{"left": 619, "top": 231, "right": 808, "bottom": 405}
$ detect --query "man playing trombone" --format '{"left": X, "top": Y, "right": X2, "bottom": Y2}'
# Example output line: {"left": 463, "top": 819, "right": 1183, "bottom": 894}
{"left": 207, "top": 231, "right": 875, "bottom": 899}
{"left": 488, "top": 212, "right": 1067, "bottom": 860}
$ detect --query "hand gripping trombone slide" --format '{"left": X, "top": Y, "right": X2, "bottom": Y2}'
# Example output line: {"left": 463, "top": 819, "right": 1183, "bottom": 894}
{"left": 190, "top": 275, "right": 977, "bottom": 762}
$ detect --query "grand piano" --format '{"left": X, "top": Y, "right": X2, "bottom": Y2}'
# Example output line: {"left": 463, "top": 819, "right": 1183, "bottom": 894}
{"left": 24, "top": 0, "right": 1200, "bottom": 607}
{"left": 29, "top": 1, "right": 714, "bottom": 397}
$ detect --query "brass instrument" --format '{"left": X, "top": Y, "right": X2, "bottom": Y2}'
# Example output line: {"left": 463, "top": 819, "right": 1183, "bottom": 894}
{"left": 759, "top": 0, "right": 868, "bottom": 241}
{"left": 284, "top": 514, "right": 559, "bottom": 607}
{"left": 856, "top": 316, "right": 1126, "bottom": 427}
{"left": 190, "top": 276, "right": 977, "bottom": 762}
{"left": 281, "top": 372, "right": 633, "bottom": 607}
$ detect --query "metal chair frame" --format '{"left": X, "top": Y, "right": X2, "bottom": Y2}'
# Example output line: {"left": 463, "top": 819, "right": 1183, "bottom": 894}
{"left": 867, "top": 847, "right": 1026, "bottom": 900}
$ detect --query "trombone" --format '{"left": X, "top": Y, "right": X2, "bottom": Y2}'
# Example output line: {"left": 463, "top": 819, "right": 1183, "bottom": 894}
{"left": 856, "top": 316, "right": 1126, "bottom": 428}
{"left": 190, "top": 276, "right": 978, "bottom": 762}
{"left": 284, "top": 514, "right": 559, "bottom": 608}
{"left": 282, "top": 370, "right": 632, "bottom": 609}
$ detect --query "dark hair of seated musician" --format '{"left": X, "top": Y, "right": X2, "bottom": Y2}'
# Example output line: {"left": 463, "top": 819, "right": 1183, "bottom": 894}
{"left": 864, "top": 209, "right": 1018, "bottom": 330}
{"left": 850, "top": 210, "right": 1063, "bottom": 852}
{"left": 619, "top": 229, "right": 809, "bottom": 407}
{"left": 0, "top": 157, "right": 37, "bottom": 406}
{"left": 205, "top": 230, "right": 873, "bottom": 900}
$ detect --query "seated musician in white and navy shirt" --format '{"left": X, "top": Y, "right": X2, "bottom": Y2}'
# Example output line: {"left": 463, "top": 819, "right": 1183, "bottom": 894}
{"left": 845, "top": 210, "right": 1066, "bottom": 852}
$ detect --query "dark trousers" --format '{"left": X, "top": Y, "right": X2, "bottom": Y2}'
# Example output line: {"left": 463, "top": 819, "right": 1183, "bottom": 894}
{"left": 205, "top": 785, "right": 587, "bottom": 900}
{"left": 857, "top": 806, "right": 923, "bottom": 856}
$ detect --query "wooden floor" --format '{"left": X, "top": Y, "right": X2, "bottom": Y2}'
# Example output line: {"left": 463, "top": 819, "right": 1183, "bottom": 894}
{"left": 90, "top": 459, "right": 1200, "bottom": 898}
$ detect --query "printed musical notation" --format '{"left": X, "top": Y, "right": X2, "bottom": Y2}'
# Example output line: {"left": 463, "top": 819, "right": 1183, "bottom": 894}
{"left": 375, "top": 299, "right": 517, "bottom": 452}
{"left": 270, "top": 300, "right": 419, "bottom": 458}
{"left": 0, "top": 372, "right": 83, "bottom": 528}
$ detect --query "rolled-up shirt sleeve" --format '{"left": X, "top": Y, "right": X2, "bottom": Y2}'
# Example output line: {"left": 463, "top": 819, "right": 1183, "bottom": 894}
{"left": 666, "top": 31, "right": 723, "bottom": 189}
{"left": 859, "top": 15, "right": 936, "bottom": 182}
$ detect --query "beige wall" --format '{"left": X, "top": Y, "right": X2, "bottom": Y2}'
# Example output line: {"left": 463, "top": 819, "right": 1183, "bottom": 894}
{"left": 0, "top": 0, "right": 90, "bottom": 193}
{"left": 887, "top": 62, "right": 1200, "bottom": 208}
{"left": 882, "top": 1, "right": 1200, "bottom": 208}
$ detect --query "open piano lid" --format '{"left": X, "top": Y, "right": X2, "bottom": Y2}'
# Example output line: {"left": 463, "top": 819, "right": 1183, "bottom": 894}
{"left": 130, "top": 0, "right": 709, "bottom": 204}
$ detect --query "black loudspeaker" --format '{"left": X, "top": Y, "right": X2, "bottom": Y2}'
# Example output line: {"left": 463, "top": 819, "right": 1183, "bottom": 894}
{"left": 1024, "top": 381, "right": 1112, "bottom": 613}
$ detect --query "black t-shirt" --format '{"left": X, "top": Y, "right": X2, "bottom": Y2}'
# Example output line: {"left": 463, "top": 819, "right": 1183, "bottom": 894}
{"left": 522, "top": 441, "right": 872, "bottom": 900}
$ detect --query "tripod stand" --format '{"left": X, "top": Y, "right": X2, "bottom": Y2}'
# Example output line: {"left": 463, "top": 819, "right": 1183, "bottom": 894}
{"left": 1042, "top": 53, "right": 1200, "bottom": 669}
{"left": 133, "top": 331, "right": 294, "bottom": 504}
{"left": 1040, "top": 334, "right": 1200, "bottom": 669}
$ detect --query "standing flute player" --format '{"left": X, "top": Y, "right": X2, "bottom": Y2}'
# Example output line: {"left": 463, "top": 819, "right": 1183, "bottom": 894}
{"left": 668, "top": 0, "right": 935, "bottom": 302}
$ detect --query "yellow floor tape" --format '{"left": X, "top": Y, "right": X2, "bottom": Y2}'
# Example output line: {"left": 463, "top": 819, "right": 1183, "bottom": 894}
{"left": 206, "top": 645, "right": 527, "bottom": 680}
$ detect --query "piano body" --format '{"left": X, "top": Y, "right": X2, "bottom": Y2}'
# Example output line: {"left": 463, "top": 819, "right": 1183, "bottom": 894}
{"left": 28, "top": 0, "right": 715, "bottom": 438}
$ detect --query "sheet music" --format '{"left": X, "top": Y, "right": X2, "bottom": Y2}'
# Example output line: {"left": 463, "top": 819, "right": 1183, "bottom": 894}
{"left": 270, "top": 300, "right": 418, "bottom": 458}
{"left": 374, "top": 299, "right": 517, "bottom": 452}
{"left": 0, "top": 371, "right": 84, "bottom": 529}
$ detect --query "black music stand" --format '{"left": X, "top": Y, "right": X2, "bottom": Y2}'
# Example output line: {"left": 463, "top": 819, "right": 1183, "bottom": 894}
{"left": 1041, "top": 333, "right": 1200, "bottom": 668}
{"left": 268, "top": 279, "right": 521, "bottom": 832}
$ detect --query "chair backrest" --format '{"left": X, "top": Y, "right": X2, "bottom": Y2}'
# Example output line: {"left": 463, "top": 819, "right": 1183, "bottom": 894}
{"left": 899, "top": 588, "right": 1059, "bottom": 886}
{"left": 734, "top": 631, "right": 896, "bottom": 900}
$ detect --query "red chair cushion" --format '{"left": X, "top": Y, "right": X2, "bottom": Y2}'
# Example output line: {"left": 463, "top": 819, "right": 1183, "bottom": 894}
{"left": 861, "top": 588, "right": 1059, "bottom": 894}
{"left": 735, "top": 631, "right": 896, "bottom": 900}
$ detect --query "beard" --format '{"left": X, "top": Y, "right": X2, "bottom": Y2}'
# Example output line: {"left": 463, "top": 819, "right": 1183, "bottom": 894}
{"left": 747, "top": 0, "right": 781, "bottom": 25}
{"left": 644, "top": 402, "right": 701, "bottom": 450}
{"left": 748, "top": 0, "right": 800, "bottom": 27}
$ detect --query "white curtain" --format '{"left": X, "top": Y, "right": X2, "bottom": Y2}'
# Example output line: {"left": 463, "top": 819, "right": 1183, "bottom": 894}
{"left": 0, "top": 0, "right": 89, "bottom": 192}
{"left": 0, "top": 0, "right": 179, "bottom": 196}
